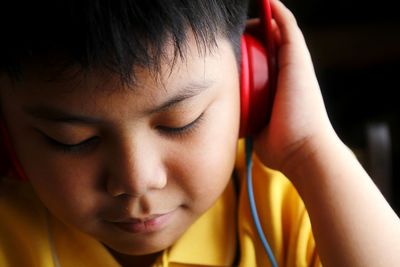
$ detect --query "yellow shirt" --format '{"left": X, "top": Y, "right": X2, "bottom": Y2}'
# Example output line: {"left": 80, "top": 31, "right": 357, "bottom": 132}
{"left": 0, "top": 143, "right": 321, "bottom": 267}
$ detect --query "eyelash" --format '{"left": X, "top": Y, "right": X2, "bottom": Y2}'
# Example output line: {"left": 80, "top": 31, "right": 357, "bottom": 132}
{"left": 157, "top": 112, "right": 205, "bottom": 138}
{"left": 43, "top": 113, "right": 205, "bottom": 154}
{"left": 45, "top": 136, "right": 100, "bottom": 154}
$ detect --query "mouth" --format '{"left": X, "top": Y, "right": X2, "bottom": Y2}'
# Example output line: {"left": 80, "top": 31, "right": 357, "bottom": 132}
{"left": 109, "top": 210, "right": 176, "bottom": 234}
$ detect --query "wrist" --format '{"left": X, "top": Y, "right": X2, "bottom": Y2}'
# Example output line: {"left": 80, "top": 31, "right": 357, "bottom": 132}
{"left": 280, "top": 130, "right": 349, "bottom": 190}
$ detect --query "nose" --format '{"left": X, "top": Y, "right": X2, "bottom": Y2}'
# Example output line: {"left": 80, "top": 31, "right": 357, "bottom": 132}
{"left": 106, "top": 136, "right": 167, "bottom": 197}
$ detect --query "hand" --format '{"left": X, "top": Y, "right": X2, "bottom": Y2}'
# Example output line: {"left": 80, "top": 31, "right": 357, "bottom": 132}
{"left": 254, "top": 0, "right": 337, "bottom": 175}
{"left": 254, "top": 4, "right": 400, "bottom": 266}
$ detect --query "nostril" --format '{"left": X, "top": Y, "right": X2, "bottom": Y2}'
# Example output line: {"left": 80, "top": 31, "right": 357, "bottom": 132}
{"left": 106, "top": 180, "right": 125, "bottom": 197}
{"left": 106, "top": 173, "right": 167, "bottom": 198}
{"left": 106, "top": 138, "right": 168, "bottom": 197}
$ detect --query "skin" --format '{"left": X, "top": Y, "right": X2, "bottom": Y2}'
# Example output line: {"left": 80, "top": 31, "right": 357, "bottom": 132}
{"left": 254, "top": 0, "right": 400, "bottom": 266}
{"left": 0, "top": 37, "right": 240, "bottom": 265}
{"left": 1, "top": 0, "right": 400, "bottom": 266}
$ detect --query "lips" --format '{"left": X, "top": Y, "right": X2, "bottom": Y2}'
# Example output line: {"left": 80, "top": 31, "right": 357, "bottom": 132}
{"left": 109, "top": 210, "right": 175, "bottom": 234}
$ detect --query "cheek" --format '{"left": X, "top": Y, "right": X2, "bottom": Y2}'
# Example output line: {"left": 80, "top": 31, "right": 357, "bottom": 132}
{"left": 19, "top": 147, "right": 102, "bottom": 225}
{"left": 0, "top": 104, "right": 101, "bottom": 226}
{"left": 172, "top": 90, "right": 240, "bottom": 210}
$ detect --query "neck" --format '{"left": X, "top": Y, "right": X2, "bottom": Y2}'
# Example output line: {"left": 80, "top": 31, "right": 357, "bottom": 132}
{"left": 106, "top": 247, "right": 161, "bottom": 267}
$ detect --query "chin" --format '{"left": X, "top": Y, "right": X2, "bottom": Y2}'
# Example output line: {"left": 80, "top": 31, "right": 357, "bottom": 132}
{"left": 104, "top": 236, "right": 172, "bottom": 256}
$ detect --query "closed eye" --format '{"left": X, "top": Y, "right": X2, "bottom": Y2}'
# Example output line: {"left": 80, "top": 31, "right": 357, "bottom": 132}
{"left": 44, "top": 135, "right": 100, "bottom": 154}
{"left": 157, "top": 112, "right": 205, "bottom": 137}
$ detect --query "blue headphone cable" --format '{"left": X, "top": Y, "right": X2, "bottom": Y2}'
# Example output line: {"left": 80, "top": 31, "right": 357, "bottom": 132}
{"left": 245, "top": 137, "right": 278, "bottom": 267}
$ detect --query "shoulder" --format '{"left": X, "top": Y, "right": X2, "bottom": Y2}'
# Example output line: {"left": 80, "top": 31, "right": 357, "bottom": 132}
{"left": 0, "top": 178, "right": 48, "bottom": 228}
{"left": 235, "top": 140, "right": 321, "bottom": 266}
{"left": 0, "top": 178, "right": 53, "bottom": 266}
{"left": 235, "top": 139, "right": 300, "bottom": 207}
{"left": 0, "top": 178, "right": 48, "bottom": 226}
{"left": 235, "top": 141, "right": 306, "bottom": 226}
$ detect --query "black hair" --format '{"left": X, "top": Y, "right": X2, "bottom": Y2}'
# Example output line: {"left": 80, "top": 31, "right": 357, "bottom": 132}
{"left": 0, "top": 0, "right": 249, "bottom": 84}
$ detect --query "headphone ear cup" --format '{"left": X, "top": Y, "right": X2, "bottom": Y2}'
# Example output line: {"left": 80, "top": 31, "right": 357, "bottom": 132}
{"left": 0, "top": 119, "right": 28, "bottom": 181}
{"left": 239, "top": 32, "right": 270, "bottom": 138}
{"left": 0, "top": 126, "right": 11, "bottom": 176}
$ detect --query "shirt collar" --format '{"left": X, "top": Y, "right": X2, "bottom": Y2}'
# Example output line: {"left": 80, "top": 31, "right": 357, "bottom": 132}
{"left": 164, "top": 181, "right": 237, "bottom": 266}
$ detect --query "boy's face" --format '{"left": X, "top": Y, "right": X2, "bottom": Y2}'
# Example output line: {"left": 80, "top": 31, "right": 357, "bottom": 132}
{"left": 0, "top": 37, "right": 240, "bottom": 255}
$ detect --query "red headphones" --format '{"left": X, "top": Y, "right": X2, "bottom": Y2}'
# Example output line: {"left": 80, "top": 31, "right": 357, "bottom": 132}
{"left": 0, "top": 121, "right": 28, "bottom": 181}
{"left": 239, "top": 0, "right": 276, "bottom": 137}
{"left": 0, "top": 0, "right": 276, "bottom": 181}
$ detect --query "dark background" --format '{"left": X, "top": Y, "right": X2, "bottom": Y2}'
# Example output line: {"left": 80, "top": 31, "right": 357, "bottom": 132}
{"left": 250, "top": 0, "right": 400, "bottom": 215}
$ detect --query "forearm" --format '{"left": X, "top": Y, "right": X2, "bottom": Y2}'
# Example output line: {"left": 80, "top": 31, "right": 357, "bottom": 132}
{"left": 285, "top": 133, "right": 400, "bottom": 267}
{"left": 255, "top": 0, "right": 400, "bottom": 264}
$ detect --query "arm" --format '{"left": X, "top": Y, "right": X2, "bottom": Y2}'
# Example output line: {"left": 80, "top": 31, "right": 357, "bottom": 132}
{"left": 254, "top": 0, "right": 400, "bottom": 266}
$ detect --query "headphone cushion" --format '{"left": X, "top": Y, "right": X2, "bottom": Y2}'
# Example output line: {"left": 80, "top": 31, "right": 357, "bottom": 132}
{"left": 239, "top": 33, "right": 270, "bottom": 137}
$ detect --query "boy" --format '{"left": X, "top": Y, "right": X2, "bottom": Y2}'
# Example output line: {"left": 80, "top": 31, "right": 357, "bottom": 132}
{"left": 0, "top": 0, "right": 399, "bottom": 266}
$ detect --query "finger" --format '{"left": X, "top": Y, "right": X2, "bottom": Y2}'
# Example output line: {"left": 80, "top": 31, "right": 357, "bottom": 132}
{"left": 271, "top": 18, "right": 282, "bottom": 47}
{"left": 269, "top": 0, "right": 305, "bottom": 46}
{"left": 270, "top": 0, "right": 315, "bottom": 70}
{"left": 245, "top": 17, "right": 281, "bottom": 48}
{"left": 246, "top": 18, "right": 260, "bottom": 28}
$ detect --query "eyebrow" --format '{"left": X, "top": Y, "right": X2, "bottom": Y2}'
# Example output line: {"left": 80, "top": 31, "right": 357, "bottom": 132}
{"left": 146, "top": 79, "right": 213, "bottom": 114}
{"left": 24, "top": 106, "right": 103, "bottom": 124}
{"left": 24, "top": 80, "right": 214, "bottom": 124}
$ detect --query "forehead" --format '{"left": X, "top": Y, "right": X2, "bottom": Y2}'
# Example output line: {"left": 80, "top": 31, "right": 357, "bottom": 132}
{"left": 0, "top": 38, "right": 237, "bottom": 116}
{"left": 6, "top": 37, "right": 234, "bottom": 93}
